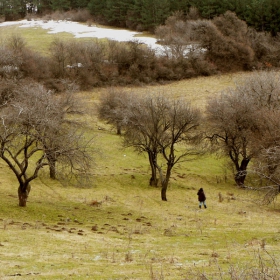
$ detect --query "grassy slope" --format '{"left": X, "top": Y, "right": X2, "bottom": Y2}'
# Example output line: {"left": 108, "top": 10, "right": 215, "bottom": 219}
{"left": 0, "top": 25, "right": 72, "bottom": 54}
{"left": 0, "top": 25, "right": 279, "bottom": 279}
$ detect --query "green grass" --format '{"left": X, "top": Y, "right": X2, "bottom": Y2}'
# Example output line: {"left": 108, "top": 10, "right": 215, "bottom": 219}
{"left": 1, "top": 81, "right": 280, "bottom": 279}
{"left": 0, "top": 22, "right": 148, "bottom": 56}
{"left": 0, "top": 24, "right": 75, "bottom": 55}
{"left": 0, "top": 23, "right": 107, "bottom": 55}
{"left": 0, "top": 25, "right": 279, "bottom": 278}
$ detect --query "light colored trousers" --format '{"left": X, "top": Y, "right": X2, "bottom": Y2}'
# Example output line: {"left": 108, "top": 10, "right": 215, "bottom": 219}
{"left": 199, "top": 201, "right": 206, "bottom": 207}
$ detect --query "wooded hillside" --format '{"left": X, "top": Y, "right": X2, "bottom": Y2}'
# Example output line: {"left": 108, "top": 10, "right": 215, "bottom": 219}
{"left": 1, "top": 0, "right": 280, "bottom": 35}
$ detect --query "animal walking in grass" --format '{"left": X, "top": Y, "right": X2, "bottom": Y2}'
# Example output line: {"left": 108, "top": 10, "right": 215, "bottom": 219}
{"left": 197, "top": 188, "right": 207, "bottom": 209}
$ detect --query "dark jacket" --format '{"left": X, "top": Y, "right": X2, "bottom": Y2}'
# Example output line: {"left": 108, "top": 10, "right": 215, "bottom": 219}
{"left": 197, "top": 188, "right": 206, "bottom": 202}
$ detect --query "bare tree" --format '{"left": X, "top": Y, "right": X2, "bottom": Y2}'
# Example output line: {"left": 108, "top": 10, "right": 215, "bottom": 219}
{"left": 186, "top": 6, "right": 200, "bottom": 20}
{"left": 234, "top": 70, "right": 280, "bottom": 109}
{"left": 50, "top": 38, "right": 69, "bottom": 78}
{"left": 155, "top": 98, "right": 202, "bottom": 201}
{"left": 63, "top": 39, "right": 106, "bottom": 87}
{"left": 206, "top": 71, "right": 280, "bottom": 187}
{"left": 0, "top": 35, "right": 25, "bottom": 80}
{"left": 107, "top": 40, "right": 156, "bottom": 81}
{"left": 123, "top": 94, "right": 168, "bottom": 187}
{"left": 244, "top": 108, "right": 280, "bottom": 204}
{"left": 0, "top": 83, "right": 92, "bottom": 206}
{"left": 155, "top": 11, "right": 193, "bottom": 59}
{"left": 47, "top": 83, "right": 89, "bottom": 180}
{"left": 123, "top": 93, "right": 202, "bottom": 201}
{"left": 97, "top": 88, "right": 130, "bottom": 135}
{"left": 252, "top": 145, "right": 280, "bottom": 204}
{"left": 206, "top": 90, "right": 258, "bottom": 186}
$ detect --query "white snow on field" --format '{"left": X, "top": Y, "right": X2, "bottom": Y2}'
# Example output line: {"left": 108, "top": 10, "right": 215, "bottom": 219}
{"left": 0, "top": 19, "right": 164, "bottom": 54}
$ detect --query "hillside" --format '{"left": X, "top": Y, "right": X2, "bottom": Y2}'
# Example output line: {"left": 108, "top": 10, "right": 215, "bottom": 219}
{"left": 0, "top": 74, "right": 280, "bottom": 279}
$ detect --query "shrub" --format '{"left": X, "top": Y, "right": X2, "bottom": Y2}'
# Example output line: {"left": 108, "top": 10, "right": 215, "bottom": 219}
{"left": 0, "top": 81, "right": 17, "bottom": 105}
{"left": 65, "top": 9, "right": 93, "bottom": 22}
{"left": 7, "top": 33, "right": 26, "bottom": 54}
{"left": 21, "top": 49, "right": 51, "bottom": 81}
{"left": 0, "top": 39, "right": 23, "bottom": 80}
{"left": 186, "top": 6, "right": 200, "bottom": 20}
{"left": 191, "top": 16, "right": 254, "bottom": 72}
{"left": 247, "top": 29, "right": 280, "bottom": 68}
{"left": 155, "top": 12, "right": 192, "bottom": 59}
{"left": 188, "top": 52, "right": 218, "bottom": 76}
{"left": 213, "top": 11, "right": 248, "bottom": 42}
{"left": 0, "top": 46, "right": 16, "bottom": 66}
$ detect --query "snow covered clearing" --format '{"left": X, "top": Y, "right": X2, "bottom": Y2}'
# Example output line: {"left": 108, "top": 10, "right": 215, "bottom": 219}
{"left": 0, "top": 19, "right": 165, "bottom": 54}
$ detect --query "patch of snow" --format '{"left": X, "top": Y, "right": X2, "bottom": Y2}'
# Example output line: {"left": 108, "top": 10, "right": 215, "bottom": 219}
{"left": 66, "top": 62, "right": 83, "bottom": 68}
{"left": 93, "top": 255, "right": 101, "bottom": 261}
{"left": 0, "top": 19, "right": 165, "bottom": 54}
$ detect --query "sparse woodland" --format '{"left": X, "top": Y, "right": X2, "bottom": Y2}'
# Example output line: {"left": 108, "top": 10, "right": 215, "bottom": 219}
{"left": 0, "top": 5, "right": 280, "bottom": 279}
{"left": 98, "top": 71, "right": 280, "bottom": 204}
{"left": 1, "top": 9, "right": 280, "bottom": 204}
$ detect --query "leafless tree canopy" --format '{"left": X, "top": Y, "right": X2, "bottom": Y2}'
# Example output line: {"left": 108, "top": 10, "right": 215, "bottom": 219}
{"left": 0, "top": 82, "right": 93, "bottom": 206}
{"left": 206, "top": 71, "right": 280, "bottom": 201}
{"left": 117, "top": 93, "right": 203, "bottom": 201}
{"left": 155, "top": 11, "right": 193, "bottom": 59}
{"left": 97, "top": 88, "right": 133, "bottom": 135}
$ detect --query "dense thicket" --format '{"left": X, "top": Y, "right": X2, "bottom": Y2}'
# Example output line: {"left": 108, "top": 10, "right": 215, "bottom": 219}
{"left": 1, "top": 0, "right": 280, "bottom": 35}
{"left": 0, "top": 34, "right": 219, "bottom": 89}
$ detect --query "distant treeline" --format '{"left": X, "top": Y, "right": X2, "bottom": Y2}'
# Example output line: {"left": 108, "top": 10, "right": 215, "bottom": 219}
{"left": 1, "top": 11, "right": 280, "bottom": 91}
{"left": 1, "top": 0, "right": 280, "bottom": 36}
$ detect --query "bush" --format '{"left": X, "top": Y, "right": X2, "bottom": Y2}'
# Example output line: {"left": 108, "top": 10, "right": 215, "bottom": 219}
{"left": 0, "top": 37, "right": 24, "bottom": 80}
{"left": 213, "top": 11, "right": 248, "bottom": 42}
{"left": 65, "top": 9, "right": 93, "bottom": 22}
{"left": 0, "top": 81, "right": 17, "bottom": 105}
{"left": 188, "top": 53, "right": 218, "bottom": 76}
{"left": 0, "top": 46, "right": 16, "bottom": 66}
{"left": 21, "top": 49, "right": 51, "bottom": 81}
{"left": 247, "top": 29, "right": 280, "bottom": 68}
{"left": 191, "top": 16, "right": 254, "bottom": 72}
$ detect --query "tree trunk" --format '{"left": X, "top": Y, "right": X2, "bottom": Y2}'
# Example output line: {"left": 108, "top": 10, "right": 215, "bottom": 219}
{"left": 49, "top": 159, "right": 56, "bottom": 179}
{"left": 161, "top": 182, "right": 168, "bottom": 201}
{"left": 148, "top": 152, "right": 158, "bottom": 186}
{"left": 46, "top": 153, "right": 56, "bottom": 179}
{"left": 18, "top": 184, "right": 31, "bottom": 207}
{"left": 150, "top": 176, "right": 158, "bottom": 187}
{"left": 117, "top": 124, "right": 121, "bottom": 135}
{"left": 235, "top": 158, "right": 250, "bottom": 187}
{"left": 160, "top": 164, "right": 172, "bottom": 201}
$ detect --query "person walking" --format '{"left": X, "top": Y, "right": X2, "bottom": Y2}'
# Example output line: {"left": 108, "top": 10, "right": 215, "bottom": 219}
{"left": 197, "top": 188, "right": 207, "bottom": 209}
